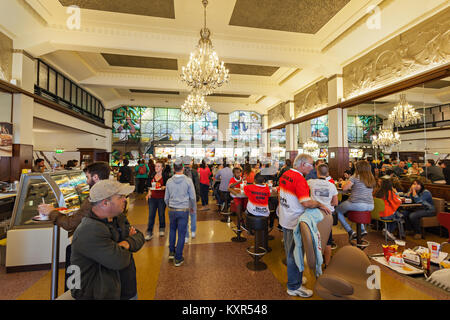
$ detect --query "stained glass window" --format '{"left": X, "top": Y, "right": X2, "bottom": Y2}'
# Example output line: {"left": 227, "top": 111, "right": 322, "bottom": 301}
{"left": 229, "top": 111, "right": 262, "bottom": 143}
{"left": 311, "top": 115, "right": 329, "bottom": 143}
{"left": 347, "top": 115, "right": 382, "bottom": 144}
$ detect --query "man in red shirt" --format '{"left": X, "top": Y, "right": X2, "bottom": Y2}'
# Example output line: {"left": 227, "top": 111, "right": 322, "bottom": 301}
{"left": 278, "top": 154, "right": 332, "bottom": 298}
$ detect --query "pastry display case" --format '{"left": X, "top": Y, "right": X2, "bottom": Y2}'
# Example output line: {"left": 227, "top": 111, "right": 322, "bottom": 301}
{"left": 6, "top": 170, "right": 89, "bottom": 272}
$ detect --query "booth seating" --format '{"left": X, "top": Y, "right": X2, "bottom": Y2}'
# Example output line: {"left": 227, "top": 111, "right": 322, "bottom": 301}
{"left": 347, "top": 211, "right": 371, "bottom": 250}
{"left": 420, "top": 198, "right": 445, "bottom": 238}
{"left": 437, "top": 212, "right": 450, "bottom": 243}
{"left": 245, "top": 215, "right": 268, "bottom": 271}
{"left": 370, "top": 198, "right": 405, "bottom": 241}
{"left": 299, "top": 210, "right": 381, "bottom": 300}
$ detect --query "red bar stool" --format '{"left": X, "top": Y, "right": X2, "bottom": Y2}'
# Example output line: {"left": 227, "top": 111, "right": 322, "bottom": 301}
{"left": 347, "top": 211, "right": 371, "bottom": 250}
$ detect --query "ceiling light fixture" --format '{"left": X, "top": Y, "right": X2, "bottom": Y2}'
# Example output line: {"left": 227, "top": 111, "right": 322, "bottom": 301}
{"left": 303, "top": 138, "right": 319, "bottom": 153}
{"left": 180, "top": 0, "right": 229, "bottom": 96}
{"left": 388, "top": 94, "right": 422, "bottom": 128}
{"left": 181, "top": 93, "right": 211, "bottom": 120}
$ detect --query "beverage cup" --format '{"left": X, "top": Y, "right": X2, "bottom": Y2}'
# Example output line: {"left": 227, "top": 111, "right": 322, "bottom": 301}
{"left": 39, "top": 213, "right": 49, "bottom": 221}
{"left": 427, "top": 241, "right": 441, "bottom": 260}
{"left": 395, "top": 240, "right": 406, "bottom": 254}
{"left": 152, "top": 182, "right": 157, "bottom": 189}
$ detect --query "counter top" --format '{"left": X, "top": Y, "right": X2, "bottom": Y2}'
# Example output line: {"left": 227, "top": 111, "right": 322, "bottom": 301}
{"left": 0, "top": 193, "right": 17, "bottom": 200}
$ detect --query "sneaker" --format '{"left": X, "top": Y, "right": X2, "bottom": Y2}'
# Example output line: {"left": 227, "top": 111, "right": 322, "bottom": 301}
{"left": 191, "top": 232, "right": 196, "bottom": 239}
{"left": 174, "top": 258, "right": 184, "bottom": 267}
{"left": 349, "top": 231, "right": 357, "bottom": 241}
{"left": 361, "top": 230, "right": 368, "bottom": 238}
{"left": 302, "top": 276, "right": 307, "bottom": 285}
{"left": 287, "top": 286, "right": 313, "bottom": 298}
{"left": 168, "top": 251, "right": 175, "bottom": 260}
{"left": 159, "top": 231, "right": 165, "bottom": 237}
{"left": 185, "top": 237, "right": 189, "bottom": 243}
{"left": 145, "top": 233, "right": 153, "bottom": 241}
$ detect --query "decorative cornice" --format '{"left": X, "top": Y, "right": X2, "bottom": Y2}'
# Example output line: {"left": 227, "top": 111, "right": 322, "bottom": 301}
{"left": 12, "top": 49, "right": 35, "bottom": 60}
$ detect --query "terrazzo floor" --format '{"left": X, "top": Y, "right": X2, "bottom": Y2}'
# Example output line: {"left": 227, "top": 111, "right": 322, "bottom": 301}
{"left": 1, "top": 194, "right": 449, "bottom": 300}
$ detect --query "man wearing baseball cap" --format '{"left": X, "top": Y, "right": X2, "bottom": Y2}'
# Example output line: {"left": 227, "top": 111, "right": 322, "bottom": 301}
{"left": 70, "top": 180, "right": 145, "bottom": 300}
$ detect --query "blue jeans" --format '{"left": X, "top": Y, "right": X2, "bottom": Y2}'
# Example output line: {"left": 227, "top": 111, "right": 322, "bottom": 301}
{"left": 169, "top": 210, "right": 189, "bottom": 261}
{"left": 403, "top": 209, "right": 435, "bottom": 234}
{"left": 336, "top": 200, "right": 374, "bottom": 234}
{"left": 188, "top": 211, "right": 197, "bottom": 234}
{"left": 147, "top": 198, "right": 166, "bottom": 235}
{"left": 283, "top": 228, "right": 302, "bottom": 291}
{"left": 380, "top": 211, "right": 402, "bottom": 233}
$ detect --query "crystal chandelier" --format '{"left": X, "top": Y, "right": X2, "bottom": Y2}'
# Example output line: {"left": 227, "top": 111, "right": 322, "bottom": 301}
{"left": 372, "top": 128, "right": 401, "bottom": 153}
{"left": 181, "top": 93, "right": 211, "bottom": 120}
{"left": 303, "top": 138, "right": 319, "bottom": 153}
{"left": 180, "top": 0, "right": 229, "bottom": 96}
{"left": 388, "top": 94, "right": 422, "bottom": 128}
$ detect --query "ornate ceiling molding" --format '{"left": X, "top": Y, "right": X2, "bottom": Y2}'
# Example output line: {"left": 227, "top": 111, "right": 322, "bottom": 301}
{"left": 343, "top": 7, "right": 450, "bottom": 99}
{"left": 294, "top": 78, "right": 328, "bottom": 118}
{"left": 0, "top": 31, "right": 13, "bottom": 82}
{"left": 267, "top": 101, "right": 288, "bottom": 128}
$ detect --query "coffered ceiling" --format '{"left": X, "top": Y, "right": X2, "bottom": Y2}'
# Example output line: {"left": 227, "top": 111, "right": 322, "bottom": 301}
{"left": 229, "top": 0, "right": 351, "bottom": 34}
{"left": 2, "top": 0, "right": 448, "bottom": 115}
{"left": 58, "top": 0, "right": 175, "bottom": 19}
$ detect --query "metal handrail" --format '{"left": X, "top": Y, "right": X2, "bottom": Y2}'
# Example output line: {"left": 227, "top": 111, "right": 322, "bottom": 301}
{"left": 50, "top": 224, "right": 60, "bottom": 300}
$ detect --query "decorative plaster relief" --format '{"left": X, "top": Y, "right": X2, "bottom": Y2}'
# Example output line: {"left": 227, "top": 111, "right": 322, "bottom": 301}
{"left": 294, "top": 78, "right": 328, "bottom": 118}
{"left": 343, "top": 7, "right": 450, "bottom": 99}
{"left": 0, "top": 32, "right": 13, "bottom": 82}
{"left": 268, "top": 102, "right": 288, "bottom": 128}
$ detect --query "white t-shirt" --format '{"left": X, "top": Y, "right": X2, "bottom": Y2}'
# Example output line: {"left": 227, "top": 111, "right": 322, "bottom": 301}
{"left": 307, "top": 178, "right": 338, "bottom": 212}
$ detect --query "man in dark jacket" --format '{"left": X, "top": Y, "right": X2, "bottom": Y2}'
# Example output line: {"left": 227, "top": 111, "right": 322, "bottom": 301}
{"left": 421, "top": 159, "right": 445, "bottom": 182}
{"left": 70, "top": 180, "right": 145, "bottom": 300}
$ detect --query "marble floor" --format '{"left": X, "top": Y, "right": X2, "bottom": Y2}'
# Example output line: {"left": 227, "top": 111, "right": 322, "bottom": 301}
{"left": 1, "top": 194, "right": 449, "bottom": 300}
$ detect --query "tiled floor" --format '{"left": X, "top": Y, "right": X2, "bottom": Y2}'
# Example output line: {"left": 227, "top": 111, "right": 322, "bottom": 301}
{"left": 1, "top": 194, "right": 449, "bottom": 300}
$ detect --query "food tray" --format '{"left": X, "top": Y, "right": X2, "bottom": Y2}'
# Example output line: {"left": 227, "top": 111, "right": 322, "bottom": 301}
{"left": 371, "top": 256, "right": 424, "bottom": 275}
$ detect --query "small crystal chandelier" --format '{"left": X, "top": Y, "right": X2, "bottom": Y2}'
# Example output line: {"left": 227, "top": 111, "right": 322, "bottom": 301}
{"left": 180, "top": 0, "right": 230, "bottom": 96}
{"left": 388, "top": 94, "right": 422, "bottom": 128}
{"left": 303, "top": 138, "right": 319, "bottom": 153}
{"left": 181, "top": 93, "right": 211, "bottom": 120}
{"left": 372, "top": 128, "right": 401, "bottom": 153}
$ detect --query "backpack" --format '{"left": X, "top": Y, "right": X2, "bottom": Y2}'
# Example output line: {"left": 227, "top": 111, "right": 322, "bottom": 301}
{"left": 138, "top": 165, "right": 146, "bottom": 175}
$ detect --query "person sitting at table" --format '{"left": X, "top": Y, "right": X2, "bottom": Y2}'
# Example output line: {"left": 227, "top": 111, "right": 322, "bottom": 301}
{"left": 228, "top": 167, "right": 247, "bottom": 216}
{"left": 335, "top": 160, "right": 376, "bottom": 241}
{"left": 393, "top": 161, "right": 408, "bottom": 177}
{"left": 374, "top": 178, "right": 403, "bottom": 241}
{"left": 382, "top": 169, "right": 403, "bottom": 193}
{"left": 307, "top": 164, "right": 338, "bottom": 268}
{"left": 403, "top": 179, "right": 435, "bottom": 240}
{"left": 420, "top": 159, "right": 445, "bottom": 183}
{"left": 407, "top": 161, "right": 423, "bottom": 175}
{"left": 439, "top": 160, "right": 450, "bottom": 185}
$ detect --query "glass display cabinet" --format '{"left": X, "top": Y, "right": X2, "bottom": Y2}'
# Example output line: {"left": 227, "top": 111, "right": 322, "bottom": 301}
{"left": 6, "top": 170, "right": 89, "bottom": 272}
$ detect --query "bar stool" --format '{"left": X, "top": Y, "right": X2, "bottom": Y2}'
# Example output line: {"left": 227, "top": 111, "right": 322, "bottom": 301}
{"left": 347, "top": 211, "right": 371, "bottom": 250}
{"left": 246, "top": 214, "right": 268, "bottom": 271}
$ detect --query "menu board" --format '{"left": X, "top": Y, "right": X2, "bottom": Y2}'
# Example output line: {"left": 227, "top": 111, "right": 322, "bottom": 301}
{"left": 234, "top": 148, "right": 243, "bottom": 157}
{"left": 192, "top": 148, "right": 205, "bottom": 158}
{"left": 0, "top": 123, "right": 13, "bottom": 157}
{"left": 349, "top": 148, "right": 364, "bottom": 158}
{"left": 176, "top": 148, "right": 186, "bottom": 158}
{"left": 155, "top": 147, "right": 175, "bottom": 158}
{"left": 185, "top": 148, "right": 194, "bottom": 157}
{"left": 250, "top": 148, "right": 259, "bottom": 157}
{"left": 215, "top": 148, "right": 234, "bottom": 158}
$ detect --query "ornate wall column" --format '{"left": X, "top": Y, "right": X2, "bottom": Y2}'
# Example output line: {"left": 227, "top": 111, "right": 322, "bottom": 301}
{"left": 262, "top": 115, "right": 269, "bottom": 156}
{"left": 285, "top": 101, "right": 298, "bottom": 162}
{"left": 327, "top": 74, "right": 348, "bottom": 180}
